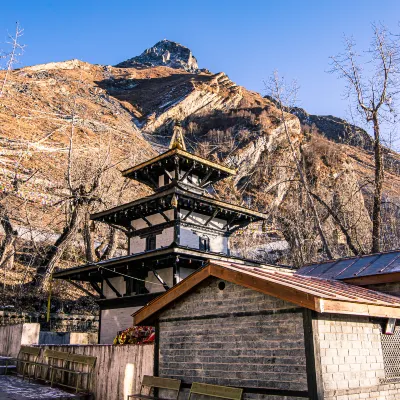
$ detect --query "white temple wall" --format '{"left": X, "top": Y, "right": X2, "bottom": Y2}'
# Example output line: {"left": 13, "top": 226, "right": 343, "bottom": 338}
{"left": 130, "top": 236, "right": 146, "bottom": 254}
{"left": 179, "top": 227, "right": 228, "bottom": 253}
{"left": 130, "top": 226, "right": 175, "bottom": 255}
{"left": 103, "top": 276, "right": 127, "bottom": 299}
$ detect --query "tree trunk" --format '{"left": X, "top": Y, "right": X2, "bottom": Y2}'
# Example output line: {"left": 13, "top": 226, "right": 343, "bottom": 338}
{"left": 39, "top": 203, "right": 82, "bottom": 289}
{"left": 101, "top": 227, "right": 117, "bottom": 260}
{"left": 372, "top": 115, "right": 384, "bottom": 253}
{"left": 0, "top": 205, "right": 18, "bottom": 270}
{"left": 82, "top": 213, "right": 95, "bottom": 263}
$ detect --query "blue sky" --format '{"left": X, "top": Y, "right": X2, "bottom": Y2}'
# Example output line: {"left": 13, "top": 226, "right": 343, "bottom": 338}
{"left": 1, "top": 0, "right": 400, "bottom": 122}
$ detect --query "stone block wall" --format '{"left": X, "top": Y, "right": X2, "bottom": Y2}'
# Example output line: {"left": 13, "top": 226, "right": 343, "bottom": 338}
{"left": 366, "top": 282, "right": 400, "bottom": 297}
{"left": 158, "top": 277, "right": 308, "bottom": 399}
{"left": 317, "top": 314, "right": 400, "bottom": 400}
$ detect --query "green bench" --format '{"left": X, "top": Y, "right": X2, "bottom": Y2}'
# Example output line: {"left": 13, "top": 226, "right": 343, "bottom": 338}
{"left": 4, "top": 346, "right": 41, "bottom": 381}
{"left": 128, "top": 375, "right": 181, "bottom": 400}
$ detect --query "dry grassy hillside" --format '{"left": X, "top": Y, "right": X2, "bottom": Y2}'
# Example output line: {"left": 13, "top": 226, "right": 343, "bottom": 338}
{"left": 1, "top": 45, "right": 400, "bottom": 312}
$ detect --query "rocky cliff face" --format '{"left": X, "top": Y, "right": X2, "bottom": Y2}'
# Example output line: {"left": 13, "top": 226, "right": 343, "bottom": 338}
{"left": 116, "top": 39, "right": 199, "bottom": 72}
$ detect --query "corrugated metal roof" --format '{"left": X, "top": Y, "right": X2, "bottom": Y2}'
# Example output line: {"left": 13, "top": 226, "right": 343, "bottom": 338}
{"left": 296, "top": 250, "right": 400, "bottom": 282}
{"left": 213, "top": 261, "right": 400, "bottom": 306}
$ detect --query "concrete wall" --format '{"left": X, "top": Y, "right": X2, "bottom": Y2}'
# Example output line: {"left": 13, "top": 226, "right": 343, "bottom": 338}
{"left": 100, "top": 306, "right": 142, "bottom": 344}
{"left": 36, "top": 344, "right": 154, "bottom": 400}
{"left": 0, "top": 323, "right": 40, "bottom": 357}
{"left": 39, "top": 331, "right": 98, "bottom": 345}
{"left": 317, "top": 314, "right": 400, "bottom": 400}
{"left": 157, "top": 277, "right": 307, "bottom": 399}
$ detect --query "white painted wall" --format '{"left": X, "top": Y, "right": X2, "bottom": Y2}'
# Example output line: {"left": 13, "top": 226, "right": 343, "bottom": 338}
{"left": 145, "top": 267, "right": 173, "bottom": 293}
{"left": 180, "top": 227, "right": 228, "bottom": 253}
{"left": 130, "top": 226, "right": 175, "bottom": 255}
{"left": 130, "top": 210, "right": 175, "bottom": 254}
{"left": 103, "top": 276, "right": 127, "bottom": 299}
{"left": 100, "top": 306, "right": 142, "bottom": 344}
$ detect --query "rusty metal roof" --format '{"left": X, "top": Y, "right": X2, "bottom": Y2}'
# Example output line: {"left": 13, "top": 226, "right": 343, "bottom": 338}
{"left": 214, "top": 261, "right": 400, "bottom": 306}
{"left": 296, "top": 250, "right": 400, "bottom": 284}
{"left": 133, "top": 260, "right": 400, "bottom": 325}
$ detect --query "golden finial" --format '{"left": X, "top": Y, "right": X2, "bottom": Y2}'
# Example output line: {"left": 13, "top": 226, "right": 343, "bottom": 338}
{"left": 169, "top": 121, "right": 187, "bottom": 151}
{"left": 171, "top": 194, "right": 178, "bottom": 208}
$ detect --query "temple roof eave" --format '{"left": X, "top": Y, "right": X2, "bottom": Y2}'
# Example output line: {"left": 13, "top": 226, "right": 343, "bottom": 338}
{"left": 52, "top": 245, "right": 266, "bottom": 281}
{"left": 121, "top": 148, "right": 236, "bottom": 178}
{"left": 90, "top": 185, "right": 268, "bottom": 226}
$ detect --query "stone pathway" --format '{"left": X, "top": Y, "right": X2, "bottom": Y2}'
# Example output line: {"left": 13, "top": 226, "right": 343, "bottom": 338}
{"left": 0, "top": 375, "right": 82, "bottom": 400}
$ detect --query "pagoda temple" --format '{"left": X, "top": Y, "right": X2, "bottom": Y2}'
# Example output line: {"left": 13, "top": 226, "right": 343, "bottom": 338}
{"left": 53, "top": 124, "right": 268, "bottom": 343}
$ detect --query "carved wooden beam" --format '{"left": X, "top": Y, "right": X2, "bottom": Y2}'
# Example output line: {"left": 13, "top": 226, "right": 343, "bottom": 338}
{"left": 180, "top": 163, "right": 195, "bottom": 182}
{"left": 182, "top": 209, "right": 194, "bottom": 221}
{"left": 90, "top": 281, "right": 105, "bottom": 299}
{"left": 137, "top": 212, "right": 153, "bottom": 227}
{"left": 67, "top": 279, "right": 96, "bottom": 298}
{"left": 149, "top": 267, "right": 170, "bottom": 290}
{"left": 223, "top": 215, "right": 237, "bottom": 230}
{"left": 204, "top": 208, "right": 219, "bottom": 226}
{"left": 103, "top": 276, "right": 122, "bottom": 297}
{"left": 199, "top": 170, "right": 213, "bottom": 187}
{"left": 143, "top": 169, "right": 159, "bottom": 188}
{"left": 165, "top": 170, "right": 173, "bottom": 181}
{"left": 159, "top": 211, "right": 171, "bottom": 222}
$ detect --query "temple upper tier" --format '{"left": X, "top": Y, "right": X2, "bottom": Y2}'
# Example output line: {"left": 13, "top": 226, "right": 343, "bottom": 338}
{"left": 121, "top": 123, "right": 235, "bottom": 191}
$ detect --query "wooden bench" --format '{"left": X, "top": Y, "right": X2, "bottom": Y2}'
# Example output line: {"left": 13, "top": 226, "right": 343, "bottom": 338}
{"left": 128, "top": 375, "right": 181, "bottom": 400}
{"left": 188, "top": 383, "right": 243, "bottom": 400}
{"left": 4, "top": 346, "right": 41, "bottom": 381}
{"left": 48, "top": 351, "right": 96, "bottom": 393}
{"left": 36, "top": 349, "right": 96, "bottom": 393}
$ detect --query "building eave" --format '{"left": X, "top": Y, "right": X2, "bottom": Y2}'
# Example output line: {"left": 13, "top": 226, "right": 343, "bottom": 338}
{"left": 121, "top": 148, "right": 236, "bottom": 177}
{"left": 52, "top": 245, "right": 265, "bottom": 281}
{"left": 132, "top": 261, "right": 400, "bottom": 325}
{"left": 90, "top": 185, "right": 268, "bottom": 225}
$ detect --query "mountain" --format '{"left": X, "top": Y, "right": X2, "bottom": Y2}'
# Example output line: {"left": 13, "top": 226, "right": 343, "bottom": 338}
{"left": 116, "top": 39, "right": 199, "bottom": 72}
{"left": 1, "top": 40, "right": 400, "bottom": 309}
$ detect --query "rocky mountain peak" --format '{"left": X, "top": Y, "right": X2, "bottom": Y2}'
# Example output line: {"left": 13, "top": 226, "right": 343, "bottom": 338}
{"left": 115, "top": 39, "right": 199, "bottom": 72}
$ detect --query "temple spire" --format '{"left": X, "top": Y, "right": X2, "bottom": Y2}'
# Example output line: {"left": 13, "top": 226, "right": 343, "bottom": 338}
{"left": 169, "top": 121, "right": 186, "bottom": 151}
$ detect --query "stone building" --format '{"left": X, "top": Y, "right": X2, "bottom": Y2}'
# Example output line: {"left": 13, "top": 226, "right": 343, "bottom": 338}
{"left": 53, "top": 124, "right": 267, "bottom": 343}
{"left": 133, "top": 260, "right": 400, "bottom": 400}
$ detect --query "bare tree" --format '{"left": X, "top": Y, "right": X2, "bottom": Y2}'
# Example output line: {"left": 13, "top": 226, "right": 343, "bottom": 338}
{"left": 330, "top": 24, "right": 400, "bottom": 253}
{"left": 267, "top": 72, "right": 334, "bottom": 259}
{"left": 0, "top": 22, "right": 25, "bottom": 97}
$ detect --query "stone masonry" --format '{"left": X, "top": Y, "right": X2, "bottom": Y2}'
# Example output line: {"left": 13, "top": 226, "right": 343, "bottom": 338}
{"left": 157, "top": 277, "right": 308, "bottom": 399}
{"left": 317, "top": 314, "right": 400, "bottom": 400}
